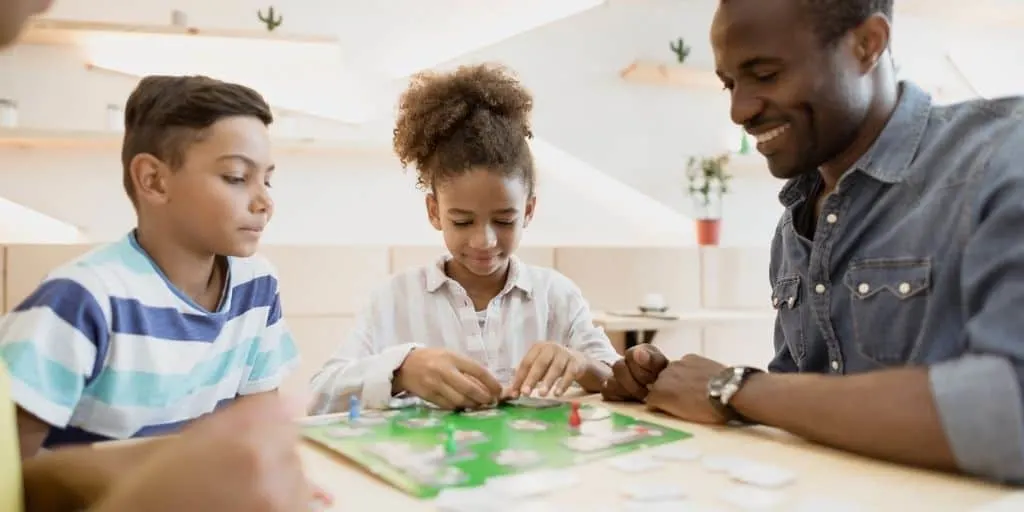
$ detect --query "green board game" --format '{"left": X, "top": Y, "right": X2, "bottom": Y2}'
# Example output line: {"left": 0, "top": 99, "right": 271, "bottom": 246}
{"left": 301, "top": 401, "right": 692, "bottom": 499}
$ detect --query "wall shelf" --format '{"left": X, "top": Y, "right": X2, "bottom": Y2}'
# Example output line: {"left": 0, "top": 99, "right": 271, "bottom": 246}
{"left": 0, "top": 127, "right": 386, "bottom": 154}
{"left": 17, "top": 18, "right": 339, "bottom": 46}
{"left": 620, "top": 60, "right": 721, "bottom": 90}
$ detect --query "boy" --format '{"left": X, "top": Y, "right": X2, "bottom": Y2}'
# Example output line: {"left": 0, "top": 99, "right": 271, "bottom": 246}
{"left": 0, "top": 74, "right": 299, "bottom": 457}
{"left": 309, "top": 64, "right": 620, "bottom": 414}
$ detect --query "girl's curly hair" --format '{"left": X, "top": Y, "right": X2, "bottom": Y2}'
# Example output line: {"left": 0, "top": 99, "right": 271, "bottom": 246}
{"left": 392, "top": 63, "right": 536, "bottom": 193}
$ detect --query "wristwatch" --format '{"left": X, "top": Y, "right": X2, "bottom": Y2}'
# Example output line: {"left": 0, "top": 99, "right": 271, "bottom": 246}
{"left": 707, "top": 366, "right": 763, "bottom": 425}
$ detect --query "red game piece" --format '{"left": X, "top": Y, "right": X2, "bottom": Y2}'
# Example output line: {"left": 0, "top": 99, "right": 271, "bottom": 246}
{"left": 568, "top": 402, "right": 581, "bottom": 428}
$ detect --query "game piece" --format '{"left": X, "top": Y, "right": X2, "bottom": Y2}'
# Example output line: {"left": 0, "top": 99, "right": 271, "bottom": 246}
{"left": 579, "top": 404, "right": 611, "bottom": 420}
{"left": 719, "top": 485, "right": 785, "bottom": 510}
{"left": 728, "top": 462, "right": 796, "bottom": 488}
{"left": 505, "top": 396, "right": 563, "bottom": 408}
{"left": 652, "top": 443, "right": 702, "bottom": 461}
{"left": 444, "top": 425, "right": 458, "bottom": 456}
{"left": 608, "top": 453, "right": 665, "bottom": 473}
{"left": 564, "top": 435, "right": 612, "bottom": 452}
{"left": 494, "top": 449, "right": 543, "bottom": 468}
{"left": 348, "top": 396, "right": 360, "bottom": 422}
{"left": 484, "top": 469, "right": 581, "bottom": 498}
{"left": 568, "top": 402, "right": 581, "bottom": 431}
{"left": 509, "top": 419, "right": 548, "bottom": 431}
{"left": 701, "top": 454, "right": 751, "bottom": 473}
{"left": 400, "top": 417, "right": 443, "bottom": 428}
{"left": 621, "top": 482, "right": 688, "bottom": 501}
{"left": 325, "top": 425, "right": 370, "bottom": 438}
{"left": 461, "top": 408, "right": 502, "bottom": 418}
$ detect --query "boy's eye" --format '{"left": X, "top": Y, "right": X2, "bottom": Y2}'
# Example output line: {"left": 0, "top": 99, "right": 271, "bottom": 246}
{"left": 223, "top": 176, "right": 245, "bottom": 184}
{"left": 452, "top": 220, "right": 472, "bottom": 226}
{"left": 495, "top": 219, "right": 516, "bottom": 226}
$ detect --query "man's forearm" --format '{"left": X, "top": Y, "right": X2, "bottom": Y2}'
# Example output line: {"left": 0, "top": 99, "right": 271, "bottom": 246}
{"left": 732, "top": 367, "right": 957, "bottom": 472}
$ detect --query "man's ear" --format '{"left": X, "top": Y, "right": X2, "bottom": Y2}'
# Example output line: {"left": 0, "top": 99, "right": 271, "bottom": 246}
{"left": 426, "top": 193, "right": 442, "bottom": 231}
{"left": 129, "top": 153, "right": 171, "bottom": 206}
{"left": 852, "top": 13, "right": 891, "bottom": 73}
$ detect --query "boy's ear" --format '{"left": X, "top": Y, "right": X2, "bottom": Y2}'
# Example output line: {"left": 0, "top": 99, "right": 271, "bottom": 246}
{"left": 425, "top": 193, "right": 442, "bottom": 231}
{"left": 130, "top": 153, "right": 171, "bottom": 205}
{"left": 523, "top": 195, "right": 536, "bottom": 227}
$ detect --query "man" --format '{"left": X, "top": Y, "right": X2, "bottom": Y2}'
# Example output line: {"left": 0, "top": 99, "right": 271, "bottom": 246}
{"left": 603, "top": 0, "right": 1024, "bottom": 485}
{"left": 0, "top": 0, "right": 326, "bottom": 510}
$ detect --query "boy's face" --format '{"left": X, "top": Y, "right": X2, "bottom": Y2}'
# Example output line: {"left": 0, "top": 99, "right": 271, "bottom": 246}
{"left": 153, "top": 116, "right": 274, "bottom": 258}
{"left": 427, "top": 168, "right": 535, "bottom": 278}
{"left": 0, "top": 0, "right": 53, "bottom": 46}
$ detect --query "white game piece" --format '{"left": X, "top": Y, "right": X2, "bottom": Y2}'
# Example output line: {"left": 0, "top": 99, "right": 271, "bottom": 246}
{"left": 352, "top": 416, "right": 387, "bottom": 426}
{"left": 608, "top": 453, "right": 665, "bottom": 473}
{"left": 701, "top": 454, "right": 752, "bottom": 473}
{"left": 324, "top": 426, "right": 370, "bottom": 438}
{"left": 451, "top": 429, "right": 487, "bottom": 443}
{"left": 621, "top": 481, "right": 688, "bottom": 501}
{"left": 719, "top": 485, "right": 785, "bottom": 510}
{"left": 462, "top": 408, "right": 502, "bottom": 418}
{"left": 400, "top": 417, "right": 442, "bottom": 428}
{"left": 564, "top": 435, "right": 612, "bottom": 452}
{"left": 509, "top": 419, "right": 548, "bottom": 431}
{"left": 728, "top": 462, "right": 796, "bottom": 488}
{"left": 494, "top": 449, "right": 542, "bottom": 467}
{"left": 652, "top": 443, "right": 702, "bottom": 461}
{"left": 580, "top": 405, "right": 611, "bottom": 420}
{"left": 485, "top": 469, "right": 581, "bottom": 498}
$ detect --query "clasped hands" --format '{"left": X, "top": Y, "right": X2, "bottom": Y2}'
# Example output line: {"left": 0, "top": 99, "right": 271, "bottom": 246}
{"left": 394, "top": 342, "right": 587, "bottom": 410}
{"left": 602, "top": 344, "right": 731, "bottom": 424}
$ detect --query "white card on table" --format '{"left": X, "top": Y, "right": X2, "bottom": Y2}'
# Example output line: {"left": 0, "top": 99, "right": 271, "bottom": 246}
{"left": 719, "top": 485, "right": 785, "bottom": 510}
{"left": 728, "top": 462, "right": 796, "bottom": 488}
{"left": 621, "top": 481, "right": 688, "bottom": 501}
{"left": 608, "top": 454, "right": 664, "bottom": 473}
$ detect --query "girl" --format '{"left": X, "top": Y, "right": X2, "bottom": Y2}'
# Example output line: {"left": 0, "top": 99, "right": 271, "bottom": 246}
{"left": 309, "top": 63, "right": 621, "bottom": 413}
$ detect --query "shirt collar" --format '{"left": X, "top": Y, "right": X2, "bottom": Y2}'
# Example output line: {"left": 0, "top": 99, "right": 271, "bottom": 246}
{"left": 778, "top": 80, "right": 933, "bottom": 208}
{"left": 424, "top": 254, "right": 533, "bottom": 299}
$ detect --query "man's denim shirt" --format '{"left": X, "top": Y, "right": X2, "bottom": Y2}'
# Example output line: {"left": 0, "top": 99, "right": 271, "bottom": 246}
{"left": 768, "top": 81, "right": 1024, "bottom": 483}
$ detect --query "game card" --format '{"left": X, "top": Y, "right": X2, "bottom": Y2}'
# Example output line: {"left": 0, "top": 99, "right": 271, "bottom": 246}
{"left": 504, "top": 396, "right": 563, "bottom": 408}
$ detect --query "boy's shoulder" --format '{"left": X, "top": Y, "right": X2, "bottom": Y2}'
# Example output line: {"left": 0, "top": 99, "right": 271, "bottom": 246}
{"left": 230, "top": 252, "right": 280, "bottom": 284}
{"left": 511, "top": 259, "right": 580, "bottom": 296}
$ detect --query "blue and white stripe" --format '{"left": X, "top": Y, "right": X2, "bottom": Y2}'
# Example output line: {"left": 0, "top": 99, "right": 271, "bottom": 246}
{"left": 0, "top": 232, "right": 299, "bottom": 446}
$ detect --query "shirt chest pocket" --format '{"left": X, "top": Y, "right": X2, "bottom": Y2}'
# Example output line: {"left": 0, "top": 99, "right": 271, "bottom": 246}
{"left": 843, "top": 258, "right": 931, "bottom": 365}
{"left": 772, "top": 275, "right": 806, "bottom": 364}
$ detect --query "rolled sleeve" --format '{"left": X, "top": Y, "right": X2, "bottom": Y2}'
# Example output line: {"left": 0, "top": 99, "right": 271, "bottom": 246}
{"left": 929, "top": 355, "right": 1024, "bottom": 482}
{"left": 950, "top": 122, "right": 1024, "bottom": 483}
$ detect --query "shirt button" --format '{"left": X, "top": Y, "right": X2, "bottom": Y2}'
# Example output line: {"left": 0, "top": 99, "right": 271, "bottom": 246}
{"left": 830, "top": 360, "right": 839, "bottom": 371}
{"left": 825, "top": 213, "right": 838, "bottom": 224}
{"left": 814, "top": 283, "right": 826, "bottom": 294}
{"left": 857, "top": 283, "right": 870, "bottom": 294}
{"left": 898, "top": 282, "right": 911, "bottom": 295}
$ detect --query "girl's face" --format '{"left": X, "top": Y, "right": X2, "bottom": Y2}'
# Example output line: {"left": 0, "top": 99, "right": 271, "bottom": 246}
{"left": 427, "top": 168, "right": 535, "bottom": 278}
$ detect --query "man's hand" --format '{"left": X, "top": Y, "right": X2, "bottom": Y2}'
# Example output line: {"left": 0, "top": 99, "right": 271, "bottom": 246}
{"left": 89, "top": 392, "right": 319, "bottom": 512}
{"left": 510, "top": 342, "right": 587, "bottom": 397}
{"left": 645, "top": 354, "right": 728, "bottom": 424}
{"left": 394, "top": 348, "right": 503, "bottom": 409}
{"left": 601, "top": 344, "right": 668, "bottom": 402}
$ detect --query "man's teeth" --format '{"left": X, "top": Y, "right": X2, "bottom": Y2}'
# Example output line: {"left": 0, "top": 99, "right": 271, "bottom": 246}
{"left": 755, "top": 125, "right": 788, "bottom": 143}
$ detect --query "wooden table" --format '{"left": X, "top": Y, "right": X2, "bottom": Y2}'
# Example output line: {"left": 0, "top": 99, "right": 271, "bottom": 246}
{"left": 301, "top": 394, "right": 1015, "bottom": 510}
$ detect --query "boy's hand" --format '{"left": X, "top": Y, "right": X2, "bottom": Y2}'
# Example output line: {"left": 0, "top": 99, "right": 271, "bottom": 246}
{"left": 90, "top": 393, "right": 317, "bottom": 512}
{"left": 394, "top": 348, "right": 503, "bottom": 409}
{"left": 601, "top": 344, "right": 669, "bottom": 402}
{"left": 510, "top": 342, "right": 587, "bottom": 398}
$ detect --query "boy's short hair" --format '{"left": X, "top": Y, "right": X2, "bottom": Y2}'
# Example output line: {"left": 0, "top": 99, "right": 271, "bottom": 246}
{"left": 120, "top": 75, "right": 274, "bottom": 204}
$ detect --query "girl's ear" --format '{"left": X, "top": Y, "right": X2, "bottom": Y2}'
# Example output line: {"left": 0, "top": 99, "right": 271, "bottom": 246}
{"left": 523, "top": 195, "right": 536, "bottom": 227}
{"left": 426, "top": 193, "right": 442, "bottom": 231}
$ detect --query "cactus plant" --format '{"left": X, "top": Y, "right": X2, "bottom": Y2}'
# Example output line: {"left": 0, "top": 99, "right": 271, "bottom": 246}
{"left": 257, "top": 6, "right": 283, "bottom": 31}
{"left": 669, "top": 37, "right": 690, "bottom": 63}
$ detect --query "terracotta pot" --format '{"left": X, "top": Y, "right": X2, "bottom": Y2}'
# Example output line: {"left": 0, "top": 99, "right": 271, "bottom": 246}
{"left": 696, "top": 218, "right": 721, "bottom": 246}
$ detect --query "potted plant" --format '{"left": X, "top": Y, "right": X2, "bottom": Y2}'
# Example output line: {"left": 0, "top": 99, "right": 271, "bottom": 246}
{"left": 685, "top": 153, "right": 731, "bottom": 246}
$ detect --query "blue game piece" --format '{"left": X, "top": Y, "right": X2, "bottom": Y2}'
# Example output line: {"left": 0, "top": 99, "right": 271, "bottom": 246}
{"left": 349, "top": 396, "right": 360, "bottom": 422}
